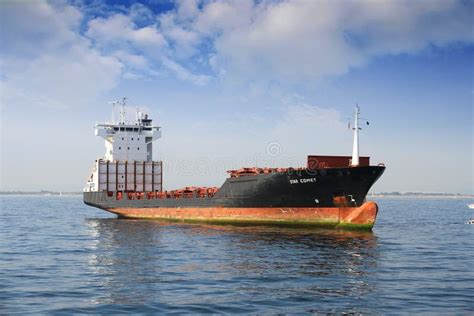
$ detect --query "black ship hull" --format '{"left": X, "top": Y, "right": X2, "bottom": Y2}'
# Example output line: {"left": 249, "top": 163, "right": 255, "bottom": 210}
{"left": 85, "top": 166, "right": 384, "bottom": 209}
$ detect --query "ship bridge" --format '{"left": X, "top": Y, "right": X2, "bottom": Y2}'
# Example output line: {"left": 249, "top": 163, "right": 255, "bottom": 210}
{"left": 95, "top": 98, "right": 161, "bottom": 162}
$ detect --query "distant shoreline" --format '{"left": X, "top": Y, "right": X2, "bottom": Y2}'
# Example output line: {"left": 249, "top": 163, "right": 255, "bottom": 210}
{"left": 370, "top": 195, "right": 474, "bottom": 199}
{"left": 0, "top": 191, "right": 82, "bottom": 196}
{"left": 369, "top": 192, "right": 473, "bottom": 198}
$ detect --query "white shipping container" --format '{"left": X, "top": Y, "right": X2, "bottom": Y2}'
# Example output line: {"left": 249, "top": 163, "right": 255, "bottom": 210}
{"left": 97, "top": 160, "right": 162, "bottom": 192}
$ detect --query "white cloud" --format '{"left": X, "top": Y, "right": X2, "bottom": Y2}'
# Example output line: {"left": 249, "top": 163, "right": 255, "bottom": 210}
{"left": 197, "top": 0, "right": 474, "bottom": 82}
{"left": 146, "top": 0, "right": 472, "bottom": 84}
{"left": 193, "top": 0, "right": 255, "bottom": 34}
{"left": 3, "top": 0, "right": 471, "bottom": 104}
{"left": 0, "top": 0, "right": 123, "bottom": 109}
{"left": 0, "top": 0, "right": 82, "bottom": 57}
{"left": 128, "top": 3, "right": 155, "bottom": 25}
{"left": 161, "top": 57, "right": 211, "bottom": 85}
{"left": 349, "top": 0, "right": 474, "bottom": 55}
{"left": 86, "top": 14, "right": 167, "bottom": 49}
{"left": 1, "top": 46, "right": 122, "bottom": 109}
{"left": 86, "top": 12, "right": 209, "bottom": 85}
{"left": 176, "top": 0, "right": 200, "bottom": 21}
{"left": 113, "top": 51, "right": 149, "bottom": 69}
{"left": 20, "top": 0, "right": 468, "bottom": 89}
{"left": 159, "top": 12, "right": 201, "bottom": 58}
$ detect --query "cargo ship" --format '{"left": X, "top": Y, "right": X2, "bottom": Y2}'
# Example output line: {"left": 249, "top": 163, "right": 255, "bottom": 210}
{"left": 84, "top": 99, "right": 385, "bottom": 230}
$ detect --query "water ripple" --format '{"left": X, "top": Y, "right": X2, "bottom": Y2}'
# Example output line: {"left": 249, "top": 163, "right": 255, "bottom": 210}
{"left": 0, "top": 196, "right": 473, "bottom": 314}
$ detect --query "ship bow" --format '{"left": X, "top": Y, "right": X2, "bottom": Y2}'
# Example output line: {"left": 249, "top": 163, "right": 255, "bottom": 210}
{"left": 337, "top": 201, "right": 378, "bottom": 230}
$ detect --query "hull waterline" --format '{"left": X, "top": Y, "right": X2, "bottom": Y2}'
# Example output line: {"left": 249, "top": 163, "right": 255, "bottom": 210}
{"left": 101, "top": 201, "right": 379, "bottom": 230}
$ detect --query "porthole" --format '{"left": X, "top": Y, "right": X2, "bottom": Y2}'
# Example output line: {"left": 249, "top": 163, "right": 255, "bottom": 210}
{"left": 119, "top": 146, "right": 121, "bottom": 150}
{"left": 127, "top": 147, "right": 130, "bottom": 150}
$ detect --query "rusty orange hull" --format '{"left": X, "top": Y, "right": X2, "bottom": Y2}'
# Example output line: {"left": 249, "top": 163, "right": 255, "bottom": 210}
{"left": 106, "top": 201, "right": 379, "bottom": 230}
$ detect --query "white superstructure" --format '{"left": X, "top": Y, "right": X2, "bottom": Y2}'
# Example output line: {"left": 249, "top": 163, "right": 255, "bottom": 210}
{"left": 84, "top": 99, "right": 163, "bottom": 192}
{"left": 96, "top": 98, "right": 161, "bottom": 162}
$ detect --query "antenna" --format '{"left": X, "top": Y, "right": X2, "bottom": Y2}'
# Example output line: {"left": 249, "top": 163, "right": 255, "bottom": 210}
{"left": 108, "top": 101, "right": 117, "bottom": 124}
{"left": 120, "top": 97, "right": 127, "bottom": 124}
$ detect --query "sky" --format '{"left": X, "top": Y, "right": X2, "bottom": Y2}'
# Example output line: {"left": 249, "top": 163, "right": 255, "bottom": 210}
{"left": 0, "top": 0, "right": 473, "bottom": 194}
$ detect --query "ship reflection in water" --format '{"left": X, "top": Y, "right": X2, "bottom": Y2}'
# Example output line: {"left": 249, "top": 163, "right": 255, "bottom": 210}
{"left": 85, "top": 219, "right": 379, "bottom": 313}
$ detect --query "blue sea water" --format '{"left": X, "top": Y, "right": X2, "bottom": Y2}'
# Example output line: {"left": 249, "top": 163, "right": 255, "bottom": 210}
{"left": 0, "top": 195, "right": 473, "bottom": 314}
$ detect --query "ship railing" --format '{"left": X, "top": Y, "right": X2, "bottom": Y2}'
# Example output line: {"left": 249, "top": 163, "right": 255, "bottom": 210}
{"left": 227, "top": 167, "right": 306, "bottom": 178}
{"left": 96, "top": 122, "right": 161, "bottom": 130}
{"left": 112, "top": 187, "right": 219, "bottom": 200}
